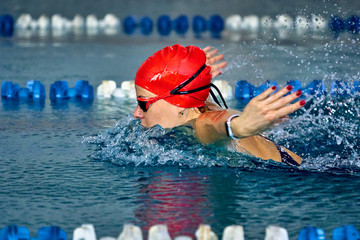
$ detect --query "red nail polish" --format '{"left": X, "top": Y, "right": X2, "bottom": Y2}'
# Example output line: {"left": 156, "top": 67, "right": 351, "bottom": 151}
{"left": 287, "top": 85, "right": 293, "bottom": 91}
{"left": 299, "top": 100, "right": 306, "bottom": 106}
{"left": 218, "top": 72, "right": 222, "bottom": 76}
{"left": 272, "top": 86, "right": 277, "bottom": 90}
{"left": 296, "top": 90, "right": 302, "bottom": 96}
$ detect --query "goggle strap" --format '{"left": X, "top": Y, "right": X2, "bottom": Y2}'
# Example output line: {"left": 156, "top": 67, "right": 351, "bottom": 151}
{"left": 170, "top": 64, "right": 207, "bottom": 95}
{"left": 209, "top": 83, "right": 228, "bottom": 109}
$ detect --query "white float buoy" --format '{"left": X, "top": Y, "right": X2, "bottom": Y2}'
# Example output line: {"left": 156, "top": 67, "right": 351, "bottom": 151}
{"left": 222, "top": 225, "right": 245, "bottom": 240}
{"left": 148, "top": 225, "right": 172, "bottom": 240}
{"left": 174, "top": 236, "right": 193, "bottom": 240}
{"left": 311, "top": 14, "right": 327, "bottom": 31}
{"left": 86, "top": 14, "right": 99, "bottom": 29}
{"left": 274, "top": 14, "right": 294, "bottom": 30}
{"left": 103, "top": 14, "right": 120, "bottom": 28}
{"left": 37, "top": 15, "right": 50, "bottom": 29}
{"left": 264, "top": 225, "right": 289, "bottom": 240}
{"left": 242, "top": 15, "right": 260, "bottom": 32}
{"left": 261, "top": 15, "right": 273, "bottom": 30}
{"left": 195, "top": 225, "right": 218, "bottom": 240}
{"left": 295, "top": 15, "right": 310, "bottom": 33}
{"left": 51, "top": 14, "right": 65, "bottom": 29}
{"left": 225, "top": 14, "right": 242, "bottom": 32}
{"left": 73, "top": 14, "right": 85, "bottom": 29}
{"left": 73, "top": 224, "right": 97, "bottom": 240}
{"left": 100, "top": 237, "right": 116, "bottom": 240}
{"left": 213, "top": 80, "right": 233, "bottom": 100}
{"left": 16, "top": 14, "right": 32, "bottom": 29}
{"left": 118, "top": 224, "right": 143, "bottom": 240}
{"left": 97, "top": 80, "right": 117, "bottom": 98}
{"left": 119, "top": 80, "right": 136, "bottom": 99}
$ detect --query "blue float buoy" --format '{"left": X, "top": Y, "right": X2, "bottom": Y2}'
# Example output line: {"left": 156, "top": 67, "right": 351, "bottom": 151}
{"left": 192, "top": 15, "right": 207, "bottom": 35}
{"left": 1, "top": 81, "right": 20, "bottom": 99}
{"left": 329, "top": 15, "right": 345, "bottom": 36}
{"left": 208, "top": 15, "right": 224, "bottom": 37}
{"left": 346, "top": 15, "right": 360, "bottom": 34}
{"left": 333, "top": 225, "right": 360, "bottom": 240}
{"left": 75, "top": 80, "right": 94, "bottom": 101}
{"left": 252, "top": 80, "right": 278, "bottom": 97}
{"left": 174, "top": 15, "right": 189, "bottom": 35}
{"left": 27, "top": 80, "right": 46, "bottom": 99}
{"left": 123, "top": 16, "right": 137, "bottom": 35}
{"left": 157, "top": 15, "right": 172, "bottom": 36}
{"left": 37, "top": 226, "right": 67, "bottom": 240}
{"left": 298, "top": 226, "right": 325, "bottom": 240}
{"left": 0, "top": 14, "right": 15, "bottom": 37}
{"left": 50, "top": 81, "right": 70, "bottom": 101}
{"left": 235, "top": 80, "right": 254, "bottom": 99}
{"left": 330, "top": 80, "right": 353, "bottom": 97}
{"left": 303, "top": 80, "right": 326, "bottom": 97}
{"left": 354, "top": 81, "right": 360, "bottom": 93}
{"left": 0, "top": 225, "right": 30, "bottom": 240}
{"left": 140, "top": 16, "right": 153, "bottom": 35}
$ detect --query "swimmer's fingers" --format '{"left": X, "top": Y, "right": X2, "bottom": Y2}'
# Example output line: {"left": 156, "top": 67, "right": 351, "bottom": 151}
{"left": 272, "top": 100, "right": 305, "bottom": 119}
{"left": 207, "top": 53, "right": 224, "bottom": 65}
{"left": 253, "top": 86, "right": 277, "bottom": 101}
{"left": 203, "top": 46, "right": 212, "bottom": 53}
{"left": 210, "top": 61, "right": 227, "bottom": 78}
{"left": 266, "top": 89, "right": 303, "bottom": 111}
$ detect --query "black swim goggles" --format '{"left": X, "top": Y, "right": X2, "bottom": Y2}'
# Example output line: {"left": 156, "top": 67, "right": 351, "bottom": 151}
{"left": 137, "top": 64, "right": 228, "bottom": 112}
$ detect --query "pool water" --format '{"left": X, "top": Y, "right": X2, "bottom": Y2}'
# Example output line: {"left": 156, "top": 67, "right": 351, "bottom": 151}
{"left": 1, "top": 23, "right": 360, "bottom": 240}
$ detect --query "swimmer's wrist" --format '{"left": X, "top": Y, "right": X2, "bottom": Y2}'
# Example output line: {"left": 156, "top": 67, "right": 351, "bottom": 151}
{"left": 225, "top": 114, "right": 242, "bottom": 140}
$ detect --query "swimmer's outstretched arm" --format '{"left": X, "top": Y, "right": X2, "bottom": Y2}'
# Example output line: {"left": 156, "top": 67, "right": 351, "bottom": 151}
{"left": 194, "top": 85, "right": 305, "bottom": 144}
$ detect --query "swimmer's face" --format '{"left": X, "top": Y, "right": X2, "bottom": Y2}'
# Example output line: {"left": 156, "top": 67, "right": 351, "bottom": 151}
{"left": 133, "top": 85, "right": 187, "bottom": 128}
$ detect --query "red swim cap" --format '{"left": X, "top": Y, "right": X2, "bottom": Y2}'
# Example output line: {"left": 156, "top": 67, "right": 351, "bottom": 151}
{"left": 135, "top": 44, "right": 212, "bottom": 108}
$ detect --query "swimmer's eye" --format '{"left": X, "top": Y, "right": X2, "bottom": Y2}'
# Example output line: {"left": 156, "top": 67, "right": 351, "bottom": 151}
{"left": 137, "top": 99, "right": 149, "bottom": 112}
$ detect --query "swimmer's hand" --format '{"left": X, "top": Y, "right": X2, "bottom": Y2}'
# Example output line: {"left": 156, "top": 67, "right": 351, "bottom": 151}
{"left": 203, "top": 46, "right": 227, "bottom": 78}
{"left": 231, "top": 86, "right": 305, "bottom": 138}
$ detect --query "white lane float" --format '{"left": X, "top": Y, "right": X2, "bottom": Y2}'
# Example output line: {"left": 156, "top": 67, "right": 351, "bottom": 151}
{"left": 212, "top": 80, "right": 233, "bottom": 100}
{"left": 222, "top": 225, "right": 244, "bottom": 240}
{"left": 148, "top": 225, "right": 171, "bottom": 240}
{"left": 225, "top": 14, "right": 242, "bottom": 32}
{"left": 37, "top": 15, "right": 50, "bottom": 30}
{"left": 118, "top": 224, "right": 143, "bottom": 240}
{"left": 261, "top": 16, "right": 273, "bottom": 30}
{"left": 15, "top": 14, "right": 33, "bottom": 29}
{"left": 195, "top": 225, "right": 218, "bottom": 240}
{"left": 311, "top": 14, "right": 327, "bottom": 31}
{"left": 73, "top": 224, "right": 97, "bottom": 240}
{"left": 73, "top": 14, "right": 85, "bottom": 29}
{"left": 265, "top": 225, "right": 289, "bottom": 240}
{"left": 242, "top": 15, "right": 260, "bottom": 32}
{"left": 295, "top": 15, "right": 310, "bottom": 34}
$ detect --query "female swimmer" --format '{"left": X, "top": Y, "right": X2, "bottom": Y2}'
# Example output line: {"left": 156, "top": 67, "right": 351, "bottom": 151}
{"left": 133, "top": 44, "right": 305, "bottom": 166}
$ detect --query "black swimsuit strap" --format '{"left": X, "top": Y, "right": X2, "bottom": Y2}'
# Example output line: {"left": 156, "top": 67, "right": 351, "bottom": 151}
{"left": 259, "top": 135, "right": 300, "bottom": 167}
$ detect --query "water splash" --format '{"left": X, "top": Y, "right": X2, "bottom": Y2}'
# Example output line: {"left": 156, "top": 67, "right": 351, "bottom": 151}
{"left": 84, "top": 115, "right": 295, "bottom": 170}
{"left": 268, "top": 96, "right": 360, "bottom": 174}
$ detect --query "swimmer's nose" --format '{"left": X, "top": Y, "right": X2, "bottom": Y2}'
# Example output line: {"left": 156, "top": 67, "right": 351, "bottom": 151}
{"left": 133, "top": 105, "right": 144, "bottom": 119}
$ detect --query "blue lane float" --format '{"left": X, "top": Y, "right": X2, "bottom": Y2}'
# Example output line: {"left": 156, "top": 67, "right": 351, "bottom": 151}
{"left": 1, "top": 81, "right": 45, "bottom": 100}
{"left": 333, "top": 225, "right": 360, "bottom": 240}
{"left": 0, "top": 14, "right": 14, "bottom": 37}
{"left": 50, "top": 80, "right": 94, "bottom": 102}
{"left": 298, "top": 226, "right": 325, "bottom": 240}
{"left": 38, "top": 226, "right": 67, "bottom": 240}
{"left": 123, "top": 16, "right": 153, "bottom": 35}
{"left": 0, "top": 225, "right": 30, "bottom": 240}
{"left": 235, "top": 80, "right": 359, "bottom": 100}
{"left": 329, "top": 15, "right": 360, "bottom": 36}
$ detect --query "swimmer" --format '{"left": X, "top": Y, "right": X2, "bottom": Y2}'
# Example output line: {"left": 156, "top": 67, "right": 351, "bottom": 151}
{"left": 133, "top": 44, "right": 305, "bottom": 166}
